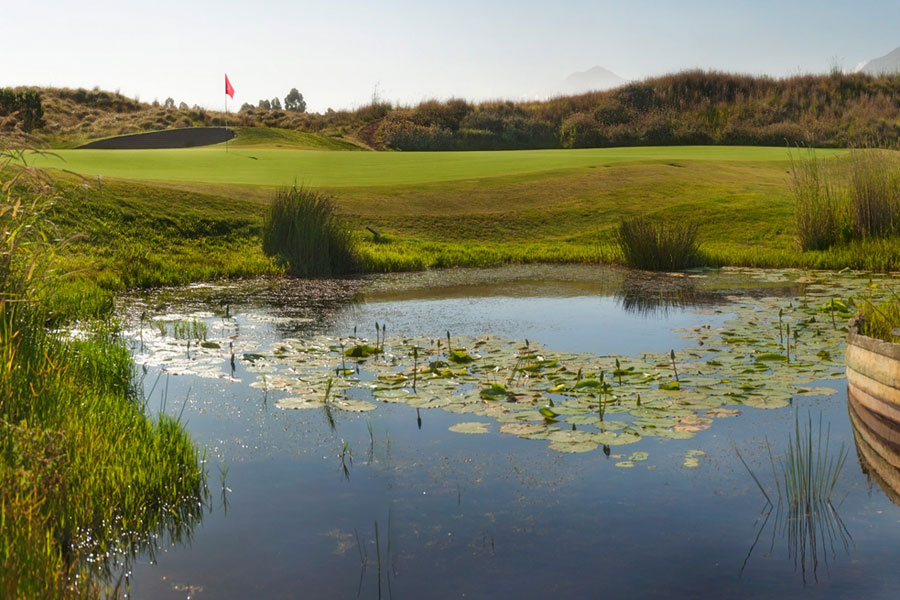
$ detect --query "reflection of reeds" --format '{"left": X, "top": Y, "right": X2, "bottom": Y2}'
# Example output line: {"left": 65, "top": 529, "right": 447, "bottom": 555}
{"left": 616, "top": 274, "right": 720, "bottom": 316}
{"left": 738, "top": 412, "right": 851, "bottom": 583}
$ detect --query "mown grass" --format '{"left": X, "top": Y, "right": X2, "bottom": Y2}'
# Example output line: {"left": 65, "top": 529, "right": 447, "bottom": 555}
{"left": 229, "top": 126, "right": 365, "bottom": 151}
{"left": 0, "top": 146, "right": 206, "bottom": 597}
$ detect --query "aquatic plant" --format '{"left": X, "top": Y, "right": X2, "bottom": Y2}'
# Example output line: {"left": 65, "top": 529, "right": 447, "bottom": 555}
{"left": 261, "top": 185, "right": 358, "bottom": 277}
{"left": 614, "top": 215, "right": 701, "bottom": 271}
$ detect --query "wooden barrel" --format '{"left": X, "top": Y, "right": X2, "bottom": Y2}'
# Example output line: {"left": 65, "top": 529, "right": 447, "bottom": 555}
{"left": 846, "top": 318, "right": 900, "bottom": 424}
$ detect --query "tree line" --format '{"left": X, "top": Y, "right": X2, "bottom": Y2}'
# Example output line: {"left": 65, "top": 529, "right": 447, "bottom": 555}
{"left": 240, "top": 88, "right": 306, "bottom": 113}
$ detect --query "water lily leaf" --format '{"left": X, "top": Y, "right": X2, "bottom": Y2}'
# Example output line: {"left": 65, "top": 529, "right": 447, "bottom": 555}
{"left": 741, "top": 396, "right": 790, "bottom": 409}
{"left": 480, "top": 384, "right": 509, "bottom": 400}
{"left": 795, "top": 386, "right": 837, "bottom": 397}
{"left": 372, "top": 388, "right": 412, "bottom": 402}
{"left": 449, "top": 422, "right": 489, "bottom": 434}
{"left": 755, "top": 352, "right": 787, "bottom": 363}
{"left": 659, "top": 381, "right": 680, "bottom": 391}
{"left": 615, "top": 461, "right": 635, "bottom": 468}
{"left": 449, "top": 349, "right": 475, "bottom": 364}
{"left": 630, "top": 451, "right": 649, "bottom": 462}
{"left": 705, "top": 407, "right": 741, "bottom": 418}
{"left": 407, "top": 396, "right": 452, "bottom": 409}
{"left": 331, "top": 398, "right": 377, "bottom": 412}
{"left": 684, "top": 458, "right": 700, "bottom": 468}
{"left": 500, "top": 423, "right": 547, "bottom": 436}
{"left": 276, "top": 397, "right": 323, "bottom": 410}
{"left": 539, "top": 406, "right": 559, "bottom": 418}
{"left": 549, "top": 440, "right": 599, "bottom": 453}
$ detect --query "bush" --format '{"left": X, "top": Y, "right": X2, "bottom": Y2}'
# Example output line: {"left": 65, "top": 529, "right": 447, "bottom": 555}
{"left": 261, "top": 186, "right": 358, "bottom": 276}
{"left": 615, "top": 216, "right": 701, "bottom": 270}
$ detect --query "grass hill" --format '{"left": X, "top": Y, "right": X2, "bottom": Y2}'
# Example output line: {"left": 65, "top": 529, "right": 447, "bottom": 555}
{"left": 6, "top": 70, "right": 900, "bottom": 151}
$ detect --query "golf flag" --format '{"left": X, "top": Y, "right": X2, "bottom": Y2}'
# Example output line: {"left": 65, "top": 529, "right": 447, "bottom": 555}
{"left": 225, "top": 74, "right": 235, "bottom": 99}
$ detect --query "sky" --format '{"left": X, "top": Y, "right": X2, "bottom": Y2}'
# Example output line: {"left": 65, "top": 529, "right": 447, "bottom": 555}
{"left": 6, "top": 0, "right": 900, "bottom": 113}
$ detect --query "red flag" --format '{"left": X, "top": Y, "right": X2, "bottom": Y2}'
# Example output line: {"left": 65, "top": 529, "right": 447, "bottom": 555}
{"left": 225, "top": 74, "right": 235, "bottom": 99}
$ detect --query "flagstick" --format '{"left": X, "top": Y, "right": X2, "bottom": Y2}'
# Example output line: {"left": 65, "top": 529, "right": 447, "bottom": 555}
{"left": 224, "top": 95, "right": 228, "bottom": 153}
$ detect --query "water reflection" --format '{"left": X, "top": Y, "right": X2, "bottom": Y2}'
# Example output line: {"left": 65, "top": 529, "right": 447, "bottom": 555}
{"left": 849, "top": 389, "right": 900, "bottom": 509}
{"left": 740, "top": 414, "right": 853, "bottom": 584}
{"left": 617, "top": 273, "right": 720, "bottom": 316}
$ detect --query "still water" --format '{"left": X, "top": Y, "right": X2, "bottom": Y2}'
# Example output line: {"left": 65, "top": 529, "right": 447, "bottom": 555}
{"left": 120, "top": 265, "right": 900, "bottom": 599}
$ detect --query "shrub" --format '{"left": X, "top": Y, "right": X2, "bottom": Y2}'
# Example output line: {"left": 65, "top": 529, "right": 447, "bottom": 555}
{"left": 615, "top": 216, "right": 701, "bottom": 271}
{"left": 261, "top": 186, "right": 358, "bottom": 276}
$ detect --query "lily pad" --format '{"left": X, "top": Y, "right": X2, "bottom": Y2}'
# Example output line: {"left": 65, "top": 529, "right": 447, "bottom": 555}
{"left": 449, "top": 422, "right": 489, "bottom": 434}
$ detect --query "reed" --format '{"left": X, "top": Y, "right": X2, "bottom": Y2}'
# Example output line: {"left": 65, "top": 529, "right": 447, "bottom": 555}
{"left": 614, "top": 215, "right": 701, "bottom": 270}
{"left": 790, "top": 147, "right": 843, "bottom": 251}
{"left": 845, "top": 149, "right": 900, "bottom": 238}
{"left": 262, "top": 186, "right": 358, "bottom": 277}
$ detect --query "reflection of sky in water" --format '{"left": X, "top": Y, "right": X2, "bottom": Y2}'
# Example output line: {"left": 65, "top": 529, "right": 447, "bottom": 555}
{"left": 121, "top": 267, "right": 900, "bottom": 599}
{"left": 335, "top": 295, "right": 725, "bottom": 355}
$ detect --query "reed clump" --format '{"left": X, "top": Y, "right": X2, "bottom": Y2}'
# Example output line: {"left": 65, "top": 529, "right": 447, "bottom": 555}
{"left": 792, "top": 148, "right": 900, "bottom": 251}
{"left": 262, "top": 186, "right": 358, "bottom": 277}
{"left": 791, "top": 148, "right": 843, "bottom": 251}
{"left": 615, "top": 216, "right": 701, "bottom": 271}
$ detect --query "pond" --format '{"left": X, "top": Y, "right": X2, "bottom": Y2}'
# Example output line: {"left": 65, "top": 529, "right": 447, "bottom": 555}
{"left": 116, "top": 265, "right": 900, "bottom": 599}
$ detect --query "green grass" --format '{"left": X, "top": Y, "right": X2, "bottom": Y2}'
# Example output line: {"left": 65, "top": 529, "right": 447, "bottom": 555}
{"left": 229, "top": 126, "right": 365, "bottom": 151}
{"left": 34, "top": 144, "right": 900, "bottom": 278}
{"left": 38, "top": 145, "right": 835, "bottom": 188}
{"left": 0, "top": 147, "right": 206, "bottom": 597}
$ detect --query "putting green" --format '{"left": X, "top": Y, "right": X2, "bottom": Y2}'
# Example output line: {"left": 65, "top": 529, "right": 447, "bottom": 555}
{"left": 39, "top": 146, "right": 837, "bottom": 188}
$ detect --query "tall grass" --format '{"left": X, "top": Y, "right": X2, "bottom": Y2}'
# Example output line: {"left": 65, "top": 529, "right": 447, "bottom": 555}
{"left": 792, "top": 148, "right": 900, "bottom": 251}
{"left": 846, "top": 149, "right": 900, "bottom": 238}
{"left": 0, "top": 143, "right": 206, "bottom": 597}
{"left": 262, "top": 186, "right": 358, "bottom": 277}
{"left": 614, "top": 216, "right": 701, "bottom": 271}
{"left": 791, "top": 147, "right": 843, "bottom": 251}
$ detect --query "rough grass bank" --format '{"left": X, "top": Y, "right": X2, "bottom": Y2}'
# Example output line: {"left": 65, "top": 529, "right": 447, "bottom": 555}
{"left": 0, "top": 146, "right": 207, "bottom": 597}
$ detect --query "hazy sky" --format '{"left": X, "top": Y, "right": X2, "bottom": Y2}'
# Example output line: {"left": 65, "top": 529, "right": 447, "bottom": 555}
{"left": 7, "top": 0, "right": 900, "bottom": 113}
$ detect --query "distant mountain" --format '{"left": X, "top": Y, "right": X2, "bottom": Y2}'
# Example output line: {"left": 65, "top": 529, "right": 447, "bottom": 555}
{"left": 857, "top": 46, "right": 900, "bottom": 75}
{"left": 562, "top": 66, "right": 626, "bottom": 94}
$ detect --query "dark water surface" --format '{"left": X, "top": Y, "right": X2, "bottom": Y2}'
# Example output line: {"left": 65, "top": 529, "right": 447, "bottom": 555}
{"left": 120, "top": 266, "right": 900, "bottom": 599}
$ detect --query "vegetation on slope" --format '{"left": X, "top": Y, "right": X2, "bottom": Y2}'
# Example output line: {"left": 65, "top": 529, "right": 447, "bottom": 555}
{"left": 34, "top": 145, "right": 900, "bottom": 281}
{"left": 7, "top": 70, "right": 900, "bottom": 151}
{"left": 0, "top": 145, "right": 206, "bottom": 597}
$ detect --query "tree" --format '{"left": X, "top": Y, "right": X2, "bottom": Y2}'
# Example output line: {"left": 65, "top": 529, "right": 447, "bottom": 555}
{"left": 179, "top": 101, "right": 188, "bottom": 110}
{"left": 164, "top": 97, "right": 175, "bottom": 108}
{"left": 284, "top": 88, "right": 306, "bottom": 113}
{"left": 240, "top": 102, "right": 254, "bottom": 112}
{"left": 271, "top": 97, "right": 282, "bottom": 110}
{"left": 258, "top": 99, "right": 271, "bottom": 110}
